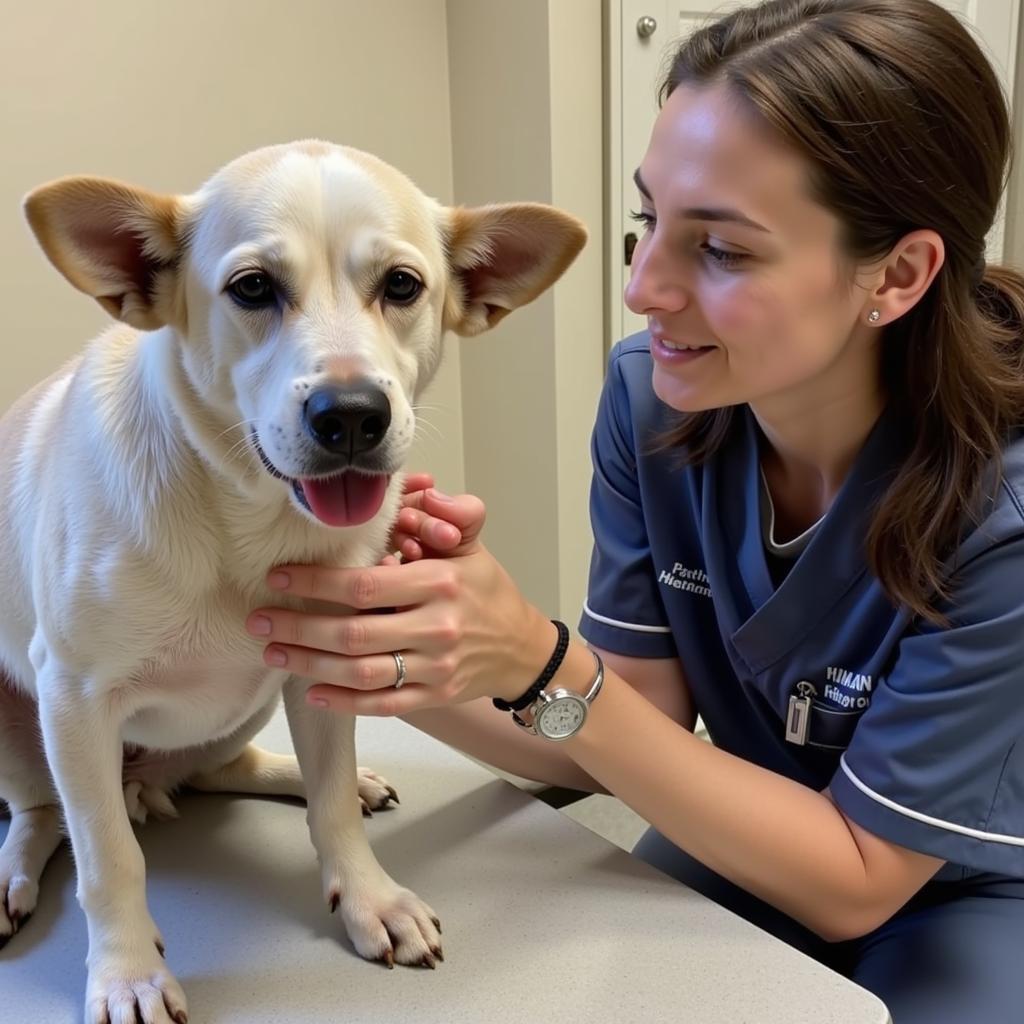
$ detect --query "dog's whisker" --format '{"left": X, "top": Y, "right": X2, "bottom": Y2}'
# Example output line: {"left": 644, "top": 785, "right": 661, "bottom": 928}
{"left": 213, "top": 418, "right": 258, "bottom": 445}
{"left": 221, "top": 436, "right": 261, "bottom": 471}
{"left": 214, "top": 422, "right": 266, "bottom": 473}
{"left": 411, "top": 404, "right": 450, "bottom": 419}
{"left": 222, "top": 434, "right": 251, "bottom": 459}
{"left": 412, "top": 418, "right": 445, "bottom": 446}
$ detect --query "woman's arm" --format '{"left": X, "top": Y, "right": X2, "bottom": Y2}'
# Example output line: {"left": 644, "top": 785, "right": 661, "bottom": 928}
{"left": 250, "top": 490, "right": 941, "bottom": 944}
{"left": 549, "top": 639, "right": 944, "bottom": 943}
{"left": 402, "top": 649, "right": 696, "bottom": 793}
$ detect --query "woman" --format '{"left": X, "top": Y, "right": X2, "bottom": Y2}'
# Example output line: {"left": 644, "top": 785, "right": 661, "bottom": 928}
{"left": 246, "top": 1, "right": 1024, "bottom": 1018}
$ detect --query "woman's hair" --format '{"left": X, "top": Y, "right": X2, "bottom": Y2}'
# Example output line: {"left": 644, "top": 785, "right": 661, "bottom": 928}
{"left": 657, "top": 0, "right": 1024, "bottom": 622}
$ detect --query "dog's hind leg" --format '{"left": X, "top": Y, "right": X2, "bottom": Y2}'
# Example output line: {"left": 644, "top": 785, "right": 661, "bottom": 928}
{"left": 0, "top": 673, "right": 64, "bottom": 948}
{"left": 187, "top": 743, "right": 305, "bottom": 799}
{"left": 0, "top": 804, "right": 63, "bottom": 948}
{"left": 187, "top": 743, "right": 399, "bottom": 815}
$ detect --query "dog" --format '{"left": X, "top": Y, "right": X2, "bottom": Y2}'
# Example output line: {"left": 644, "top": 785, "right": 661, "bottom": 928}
{"left": 0, "top": 140, "right": 585, "bottom": 1023}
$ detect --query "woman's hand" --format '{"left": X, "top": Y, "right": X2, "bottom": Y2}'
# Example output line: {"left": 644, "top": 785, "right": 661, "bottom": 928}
{"left": 247, "top": 489, "right": 557, "bottom": 716}
{"left": 386, "top": 475, "right": 486, "bottom": 563}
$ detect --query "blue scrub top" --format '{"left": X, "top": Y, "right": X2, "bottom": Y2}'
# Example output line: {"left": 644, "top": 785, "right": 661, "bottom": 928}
{"left": 578, "top": 335, "right": 1024, "bottom": 881}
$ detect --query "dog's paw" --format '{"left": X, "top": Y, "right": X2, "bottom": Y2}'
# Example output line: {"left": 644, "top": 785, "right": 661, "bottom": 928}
{"left": 0, "top": 806, "right": 61, "bottom": 950}
{"left": 123, "top": 781, "right": 180, "bottom": 825}
{"left": 86, "top": 946, "right": 189, "bottom": 1024}
{"left": 329, "top": 876, "right": 442, "bottom": 969}
{"left": 0, "top": 871, "right": 38, "bottom": 950}
{"left": 356, "top": 766, "right": 399, "bottom": 816}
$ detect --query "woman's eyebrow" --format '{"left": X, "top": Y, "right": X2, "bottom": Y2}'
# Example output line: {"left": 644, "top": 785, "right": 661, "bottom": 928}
{"left": 634, "top": 168, "right": 770, "bottom": 233}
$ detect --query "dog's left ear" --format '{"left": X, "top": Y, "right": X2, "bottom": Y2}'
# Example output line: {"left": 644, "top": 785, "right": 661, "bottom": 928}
{"left": 24, "top": 176, "right": 187, "bottom": 331}
{"left": 442, "top": 203, "right": 587, "bottom": 337}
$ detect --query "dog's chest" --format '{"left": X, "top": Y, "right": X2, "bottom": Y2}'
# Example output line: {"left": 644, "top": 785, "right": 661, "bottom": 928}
{"left": 121, "top": 593, "right": 289, "bottom": 750}
{"left": 125, "top": 653, "right": 286, "bottom": 750}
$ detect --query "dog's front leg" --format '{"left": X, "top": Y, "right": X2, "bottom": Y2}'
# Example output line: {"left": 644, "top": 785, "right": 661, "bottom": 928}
{"left": 283, "top": 678, "right": 443, "bottom": 969}
{"left": 36, "top": 665, "right": 189, "bottom": 1024}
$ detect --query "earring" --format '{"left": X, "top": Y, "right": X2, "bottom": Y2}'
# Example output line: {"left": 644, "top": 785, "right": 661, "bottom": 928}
{"left": 868, "top": 309, "right": 882, "bottom": 324}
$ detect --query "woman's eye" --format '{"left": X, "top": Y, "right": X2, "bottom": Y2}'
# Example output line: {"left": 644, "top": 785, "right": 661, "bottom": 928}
{"left": 626, "top": 211, "right": 747, "bottom": 270}
{"left": 227, "top": 272, "right": 277, "bottom": 308}
{"left": 382, "top": 269, "right": 423, "bottom": 305}
{"left": 628, "top": 209, "right": 656, "bottom": 232}
{"left": 701, "top": 243, "right": 746, "bottom": 269}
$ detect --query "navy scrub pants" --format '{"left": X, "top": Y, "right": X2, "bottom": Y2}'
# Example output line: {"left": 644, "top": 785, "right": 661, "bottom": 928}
{"left": 633, "top": 827, "right": 1024, "bottom": 1024}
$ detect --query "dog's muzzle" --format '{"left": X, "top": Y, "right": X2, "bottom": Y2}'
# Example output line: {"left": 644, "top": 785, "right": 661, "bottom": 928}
{"left": 249, "top": 394, "right": 393, "bottom": 529}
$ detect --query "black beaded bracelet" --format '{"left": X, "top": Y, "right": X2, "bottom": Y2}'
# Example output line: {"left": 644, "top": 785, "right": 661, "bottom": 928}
{"left": 492, "top": 619, "right": 570, "bottom": 713}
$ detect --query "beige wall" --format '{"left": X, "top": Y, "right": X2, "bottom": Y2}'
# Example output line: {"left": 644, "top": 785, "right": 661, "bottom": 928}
{"left": 548, "top": 2, "right": 607, "bottom": 630}
{"left": 0, "top": 0, "right": 465, "bottom": 491}
{"left": 447, "top": 0, "right": 605, "bottom": 626}
{"left": 1008, "top": 9, "right": 1024, "bottom": 269}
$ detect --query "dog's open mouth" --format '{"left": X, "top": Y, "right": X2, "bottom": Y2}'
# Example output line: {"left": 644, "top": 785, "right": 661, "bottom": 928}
{"left": 250, "top": 432, "right": 390, "bottom": 528}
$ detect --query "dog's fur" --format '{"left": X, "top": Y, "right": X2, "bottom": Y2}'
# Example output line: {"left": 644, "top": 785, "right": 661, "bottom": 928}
{"left": 0, "top": 140, "right": 584, "bottom": 1023}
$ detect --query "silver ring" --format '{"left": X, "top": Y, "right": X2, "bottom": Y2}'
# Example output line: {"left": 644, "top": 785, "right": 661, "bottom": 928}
{"left": 392, "top": 651, "right": 407, "bottom": 689}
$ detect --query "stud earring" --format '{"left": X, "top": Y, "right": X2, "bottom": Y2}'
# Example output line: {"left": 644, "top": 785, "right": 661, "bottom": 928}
{"left": 868, "top": 309, "right": 882, "bottom": 324}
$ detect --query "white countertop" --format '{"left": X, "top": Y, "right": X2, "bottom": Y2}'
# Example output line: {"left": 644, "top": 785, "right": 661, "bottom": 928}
{"left": 3, "top": 710, "right": 890, "bottom": 1023}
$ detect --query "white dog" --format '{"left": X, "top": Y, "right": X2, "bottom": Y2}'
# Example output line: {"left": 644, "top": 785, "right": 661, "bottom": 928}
{"left": 0, "top": 140, "right": 585, "bottom": 1023}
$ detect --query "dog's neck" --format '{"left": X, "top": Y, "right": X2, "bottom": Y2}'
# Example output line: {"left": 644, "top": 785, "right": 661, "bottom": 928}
{"left": 140, "top": 329, "right": 259, "bottom": 493}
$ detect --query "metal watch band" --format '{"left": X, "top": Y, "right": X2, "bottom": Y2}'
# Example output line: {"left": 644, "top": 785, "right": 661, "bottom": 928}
{"left": 513, "top": 649, "right": 604, "bottom": 736}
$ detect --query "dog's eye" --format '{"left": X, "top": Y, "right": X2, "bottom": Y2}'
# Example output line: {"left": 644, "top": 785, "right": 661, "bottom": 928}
{"left": 382, "top": 270, "right": 422, "bottom": 305}
{"left": 227, "top": 272, "right": 277, "bottom": 309}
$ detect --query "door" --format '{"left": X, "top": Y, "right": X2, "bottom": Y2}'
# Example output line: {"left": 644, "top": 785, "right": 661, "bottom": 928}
{"left": 607, "top": 0, "right": 1022, "bottom": 347}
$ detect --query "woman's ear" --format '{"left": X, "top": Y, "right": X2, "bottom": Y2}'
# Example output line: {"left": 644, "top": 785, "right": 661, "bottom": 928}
{"left": 865, "top": 229, "right": 945, "bottom": 326}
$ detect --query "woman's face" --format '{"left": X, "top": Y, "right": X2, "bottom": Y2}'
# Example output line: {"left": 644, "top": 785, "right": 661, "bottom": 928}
{"left": 626, "top": 83, "right": 881, "bottom": 421}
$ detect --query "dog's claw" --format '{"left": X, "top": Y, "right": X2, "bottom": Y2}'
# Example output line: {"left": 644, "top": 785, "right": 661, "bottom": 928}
{"left": 156, "top": 938, "right": 166, "bottom": 958}
{"left": 173, "top": 1012, "right": 189, "bottom": 1024}
{"left": 329, "top": 892, "right": 340, "bottom": 914}
{"left": 431, "top": 946, "right": 445, "bottom": 962}
{"left": 356, "top": 768, "right": 399, "bottom": 812}
{"left": 0, "top": 910, "right": 30, "bottom": 951}
{"left": 431, "top": 916, "right": 442, "bottom": 934}
{"left": 381, "top": 948, "right": 395, "bottom": 970}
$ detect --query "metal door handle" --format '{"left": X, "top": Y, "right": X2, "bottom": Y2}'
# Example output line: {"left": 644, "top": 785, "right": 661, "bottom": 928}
{"left": 636, "top": 15, "right": 657, "bottom": 38}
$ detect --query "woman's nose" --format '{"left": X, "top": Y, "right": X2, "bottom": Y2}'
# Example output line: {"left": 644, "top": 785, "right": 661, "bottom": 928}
{"left": 623, "top": 234, "right": 688, "bottom": 316}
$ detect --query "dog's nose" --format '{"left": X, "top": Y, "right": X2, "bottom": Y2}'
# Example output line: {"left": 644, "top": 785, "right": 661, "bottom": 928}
{"left": 303, "top": 384, "right": 392, "bottom": 457}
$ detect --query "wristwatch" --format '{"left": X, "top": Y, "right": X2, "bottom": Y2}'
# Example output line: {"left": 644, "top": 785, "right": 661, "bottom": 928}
{"left": 513, "top": 650, "right": 604, "bottom": 741}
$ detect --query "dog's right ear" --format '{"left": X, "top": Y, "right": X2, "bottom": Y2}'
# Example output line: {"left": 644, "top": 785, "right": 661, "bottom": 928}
{"left": 23, "top": 177, "right": 187, "bottom": 331}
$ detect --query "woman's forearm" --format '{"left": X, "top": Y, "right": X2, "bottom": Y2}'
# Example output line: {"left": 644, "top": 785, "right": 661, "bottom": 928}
{"left": 551, "top": 642, "right": 895, "bottom": 941}
{"left": 401, "top": 699, "right": 607, "bottom": 794}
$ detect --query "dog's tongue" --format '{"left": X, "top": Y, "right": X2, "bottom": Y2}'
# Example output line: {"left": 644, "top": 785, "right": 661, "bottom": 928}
{"left": 300, "top": 472, "right": 389, "bottom": 527}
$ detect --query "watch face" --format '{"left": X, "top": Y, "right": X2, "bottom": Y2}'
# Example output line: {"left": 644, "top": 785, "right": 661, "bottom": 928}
{"left": 537, "top": 694, "right": 587, "bottom": 739}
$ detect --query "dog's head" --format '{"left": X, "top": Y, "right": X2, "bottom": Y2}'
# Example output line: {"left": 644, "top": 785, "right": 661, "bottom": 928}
{"left": 23, "top": 141, "right": 586, "bottom": 527}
